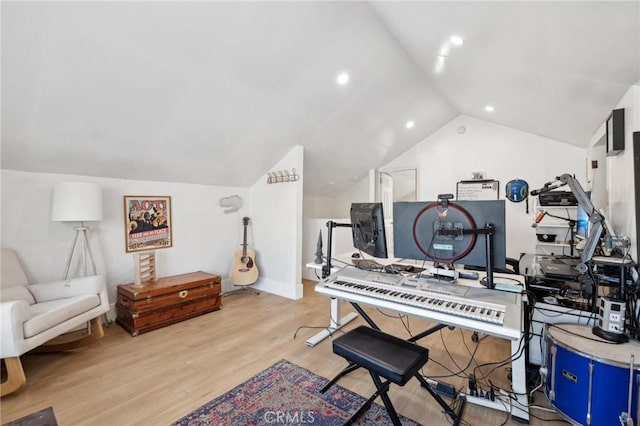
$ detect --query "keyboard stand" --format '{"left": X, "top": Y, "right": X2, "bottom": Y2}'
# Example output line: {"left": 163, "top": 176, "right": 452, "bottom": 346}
{"left": 305, "top": 297, "right": 358, "bottom": 347}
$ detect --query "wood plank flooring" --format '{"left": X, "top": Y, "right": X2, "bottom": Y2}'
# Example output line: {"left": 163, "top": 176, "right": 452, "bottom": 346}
{"left": 1, "top": 280, "right": 566, "bottom": 425}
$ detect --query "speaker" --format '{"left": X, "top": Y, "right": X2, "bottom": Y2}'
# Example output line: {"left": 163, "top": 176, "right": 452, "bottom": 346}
{"left": 606, "top": 108, "right": 625, "bottom": 156}
{"left": 634, "top": 132, "right": 639, "bottom": 264}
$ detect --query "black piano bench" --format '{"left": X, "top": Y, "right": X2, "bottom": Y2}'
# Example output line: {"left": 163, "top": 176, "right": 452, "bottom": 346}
{"left": 322, "top": 325, "right": 429, "bottom": 426}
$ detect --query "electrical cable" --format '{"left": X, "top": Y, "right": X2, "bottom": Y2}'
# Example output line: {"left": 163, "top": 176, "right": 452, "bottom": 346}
{"left": 440, "top": 329, "right": 467, "bottom": 374}
{"left": 472, "top": 333, "right": 526, "bottom": 388}
{"left": 460, "top": 329, "right": 483, "bottom": 373}
{"left": 291, "top": 310, "right": 347, "bottom": 340}
{"left": 422, "top": 332, "right": 488, "bottom": 380}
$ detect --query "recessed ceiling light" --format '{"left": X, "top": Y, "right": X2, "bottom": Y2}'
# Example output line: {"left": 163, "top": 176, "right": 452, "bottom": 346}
{"left": 450, "top": 35, "right": 464, "bottom": 46}
{"left": 337, "top": 72, "right": 349, "bottom": 86}
{"left": 405, "top": 120, "right": 415, "bottom": 129}
{"left": 485, "top": 105, "right": 495, "bottom": 112}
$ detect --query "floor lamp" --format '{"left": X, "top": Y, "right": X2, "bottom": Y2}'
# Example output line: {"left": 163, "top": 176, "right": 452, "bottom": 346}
{"left": 51, "top": 182, "right": 103, "bottom": 279}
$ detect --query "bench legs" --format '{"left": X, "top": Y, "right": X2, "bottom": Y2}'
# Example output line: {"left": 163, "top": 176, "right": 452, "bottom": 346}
{"left": 330, "top": 371, "right": 399, "bottom": 426}
{"left": 323, "top": 362, "right": 401, "bottom": 425}
{"left": 324, "top": 366, "right": 465, "bottom": 426}
{"left": 369, "top": 372, "right": 401, "bottom": 426}
{"left": 323, "top": 322, "right": 466, "bottom": 425}
{"left": 414, "top": 373, "right": 465, "bottom": 425}
{"left": 320, "top": 362, "right": 360, "bottom": 394}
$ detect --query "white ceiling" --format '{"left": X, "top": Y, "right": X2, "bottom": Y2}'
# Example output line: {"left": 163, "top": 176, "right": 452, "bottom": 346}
{"left": 2, "top": 1, "right": 638, "bottom": 197}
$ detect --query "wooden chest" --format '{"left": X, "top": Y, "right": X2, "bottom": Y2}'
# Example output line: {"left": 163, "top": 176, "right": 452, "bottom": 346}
{"left": 116, "top": 271, "right": 221, "bottom": 336}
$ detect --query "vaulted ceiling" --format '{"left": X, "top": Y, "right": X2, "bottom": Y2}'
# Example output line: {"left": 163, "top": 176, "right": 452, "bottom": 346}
{"left": 2, "top": 1, "right": 638, "bottom": 197}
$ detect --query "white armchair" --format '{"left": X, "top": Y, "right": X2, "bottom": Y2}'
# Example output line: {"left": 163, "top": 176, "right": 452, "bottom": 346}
{"left": 1, "top": 248, "right": 110, "bottom": 396}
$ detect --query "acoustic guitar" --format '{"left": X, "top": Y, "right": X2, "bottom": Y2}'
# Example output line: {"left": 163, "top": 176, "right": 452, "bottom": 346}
{"left": 230, "top": 217, "right": 259, "bottom": 286}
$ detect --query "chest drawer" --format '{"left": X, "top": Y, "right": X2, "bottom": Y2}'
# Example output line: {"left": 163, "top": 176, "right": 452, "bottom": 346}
{"left": 115, "top": 271, "right": 222, "bottom": 336}
{"left": 117, "top": 282, "right": 220, "bottom": 313}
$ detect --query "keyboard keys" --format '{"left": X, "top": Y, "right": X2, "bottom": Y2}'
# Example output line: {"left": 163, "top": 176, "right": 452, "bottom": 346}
{"left": 325, "top": 278, "right": 504, "bottom": 325}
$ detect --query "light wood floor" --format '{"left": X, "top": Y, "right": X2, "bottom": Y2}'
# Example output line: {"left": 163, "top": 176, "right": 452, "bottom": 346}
{"left": 1, "top": 280, "right": 567, "bottom": 425}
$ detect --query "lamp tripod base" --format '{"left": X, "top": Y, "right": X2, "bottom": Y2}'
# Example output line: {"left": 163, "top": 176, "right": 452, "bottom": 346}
{"left": 64, "top": 224, "right": 97, "bottom": 279}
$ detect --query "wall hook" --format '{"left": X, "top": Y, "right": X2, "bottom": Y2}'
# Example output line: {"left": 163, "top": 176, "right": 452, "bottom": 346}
{"left": 267, "top": 168, "right": 300, "bottom": 184}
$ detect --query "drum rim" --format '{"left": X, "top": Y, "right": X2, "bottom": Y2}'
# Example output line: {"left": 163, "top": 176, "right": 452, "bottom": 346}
{"left": 547, "top": 325, "right": 640, "bottom": 370}
{"left": 543, "top": 389, "right": 584, "bottom": 426}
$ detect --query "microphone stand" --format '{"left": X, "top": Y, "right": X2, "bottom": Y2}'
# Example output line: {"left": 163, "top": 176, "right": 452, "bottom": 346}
{"left": 306, "top": 220, "right": 357, "bottom": 347}
{"left": 323, "top": 220, "right": 353, "bottom": 279}
{"left": 540, "top": 212, "right": 577, "bottom": 257}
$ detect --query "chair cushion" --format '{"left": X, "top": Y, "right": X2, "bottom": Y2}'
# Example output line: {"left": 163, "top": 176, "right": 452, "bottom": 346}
{"left": 1, "top": 249, "right": 35, "bottom": 304}
{"left": 1, "top": 285, "right": 36, "bottom": 305}
{"left": 333, "top": 326, "right": 429, "bottom": 386}
{"left": 24, "top": 295, "right": 100, "bottom": 338}
{"left": 1, "top": 248, "right": 29, "bottom": 289}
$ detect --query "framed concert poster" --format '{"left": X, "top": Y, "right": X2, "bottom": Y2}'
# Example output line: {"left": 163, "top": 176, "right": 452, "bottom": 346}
{"left": 124, "top": 195, "right": 172, "bottom": 253}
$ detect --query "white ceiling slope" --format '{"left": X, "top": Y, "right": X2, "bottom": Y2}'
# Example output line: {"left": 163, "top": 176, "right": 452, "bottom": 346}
{"left": 2, "top": 2, "right": 638, "bottom": 198}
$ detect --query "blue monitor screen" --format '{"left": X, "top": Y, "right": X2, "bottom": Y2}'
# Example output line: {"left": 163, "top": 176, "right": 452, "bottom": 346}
{"left": 393, "top": 200, "right": 506, "bottom": 270}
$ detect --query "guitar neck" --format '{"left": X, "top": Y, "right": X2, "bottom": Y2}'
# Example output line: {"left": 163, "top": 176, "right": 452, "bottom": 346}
{"left": 242, "top": 223, "right": 248, "bottom": 256}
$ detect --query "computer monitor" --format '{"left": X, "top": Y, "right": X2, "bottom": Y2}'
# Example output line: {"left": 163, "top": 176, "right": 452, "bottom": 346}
{"left": 393, "top": 200, "right": 506, "bottom": 270}
{"left": 350, "top": 202, "right": 388, "bottom": 259}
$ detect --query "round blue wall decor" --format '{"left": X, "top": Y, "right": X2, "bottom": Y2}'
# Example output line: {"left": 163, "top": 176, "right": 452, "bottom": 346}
{"left": 505, "top": 179, "right": 529, "bottom": 203}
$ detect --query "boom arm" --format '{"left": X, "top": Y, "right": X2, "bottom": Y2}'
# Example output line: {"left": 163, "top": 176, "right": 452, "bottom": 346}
{"left": 557, "top": 174, "right": 606, "bottom": 265}
{"left": 532, "top": 174, "right": 606, "bottom": 265}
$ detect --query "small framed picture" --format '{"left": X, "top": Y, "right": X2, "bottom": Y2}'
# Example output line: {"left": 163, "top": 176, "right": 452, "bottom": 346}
{"left": 124, "top": 195, "right": 172, "bottom": 253}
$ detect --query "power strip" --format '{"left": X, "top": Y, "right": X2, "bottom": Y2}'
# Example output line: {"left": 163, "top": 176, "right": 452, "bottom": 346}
{"left": 421, "top": 378, "right": 457, "bottom": 399}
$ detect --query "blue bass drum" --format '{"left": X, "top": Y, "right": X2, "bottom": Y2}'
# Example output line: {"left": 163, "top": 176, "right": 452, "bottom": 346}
{"left": 505, "top": 179, "right": 529, "bottom": 202}
{"left": 545, "top": 324, "right": 640, "bottom": 425}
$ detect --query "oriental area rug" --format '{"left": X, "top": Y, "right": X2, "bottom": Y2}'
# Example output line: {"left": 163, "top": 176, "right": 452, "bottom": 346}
{"left": 2, "top": 407, "right": 57, "bottom": 426}
{"left": 171, "top": 359, "right": 421, "bottom": 425}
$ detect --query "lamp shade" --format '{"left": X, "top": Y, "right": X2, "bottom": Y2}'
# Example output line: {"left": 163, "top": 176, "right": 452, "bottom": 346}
{"left": 51, "top": 182, "right": 103, "bottom": 222}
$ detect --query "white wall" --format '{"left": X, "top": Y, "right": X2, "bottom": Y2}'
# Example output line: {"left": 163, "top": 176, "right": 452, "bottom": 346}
{"left": 586, "top": 126, "right": 607, "bottom": 212}
{"left": 1, "top": 169, "right": 249, "bottom": 303}
{"left": 334, "top": 176, "right": 372, "bottom": 218}
{"left": 249, "top": 145, "right": 304, "bottom": 299}
{"left": 599, "top": 85, "right": 639, "bottom": 263}
{"left": 301, "top": 173, "right": 372, "bottom": 281}
{"left": 303, "top": 195, "right": 336, "bottom": 219}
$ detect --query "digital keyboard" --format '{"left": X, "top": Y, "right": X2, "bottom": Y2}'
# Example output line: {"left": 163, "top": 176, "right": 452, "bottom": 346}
{"left": 324, "top": 279, "right": 505, "bottom": 325}
{"left": 316, "top": 266, "right": 523, "bottom": 340}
